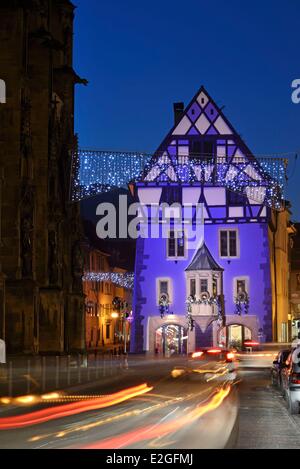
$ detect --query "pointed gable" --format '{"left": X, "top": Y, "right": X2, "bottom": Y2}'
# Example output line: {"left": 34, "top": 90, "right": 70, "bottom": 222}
{"left": 137, "top": 85, "right": 282, "bottom": 210}
{"left": 141, "top": 85, "right": 255, "bottom": 182}
{"left": 185, "top": 242, "right": 223, "bottom": 272}
{"left": 170, "top": 86, "right": 235, "bottom": 138}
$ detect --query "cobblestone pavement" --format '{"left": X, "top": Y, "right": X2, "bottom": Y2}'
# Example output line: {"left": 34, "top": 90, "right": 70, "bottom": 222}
{"left": 236, "top": 368, "right": 300, "bottom": 449}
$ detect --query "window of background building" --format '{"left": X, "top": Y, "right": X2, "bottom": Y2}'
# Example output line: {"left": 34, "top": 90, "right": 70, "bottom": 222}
{"left": 281, "top": 322, "right": 288, "bottom": 342}
{"left": 296, "top": 273, "right": 300, "bottom": 291}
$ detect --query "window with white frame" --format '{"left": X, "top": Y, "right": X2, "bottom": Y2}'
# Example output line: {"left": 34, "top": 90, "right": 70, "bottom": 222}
{"left": 236, "top": 279, "right": 246, "bottom": 295}
{"left": 157, "top": 278, "right": 172, "bottom": 304}
{"left": 167, "top": 230, "right": 186, "bottom": 259}
{"left": 219, "top": 229, "right": 239, "bottom": 258}
{"left": 233, "top": 277, "right": 249, "bottom": 299}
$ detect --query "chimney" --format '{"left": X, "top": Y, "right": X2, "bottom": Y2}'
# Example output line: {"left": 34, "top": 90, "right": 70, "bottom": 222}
{"left": 173, "top": 102, "right": 184, "bottom": 125}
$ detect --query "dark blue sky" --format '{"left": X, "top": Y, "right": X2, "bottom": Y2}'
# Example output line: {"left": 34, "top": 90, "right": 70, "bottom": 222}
{"left": 74, "top": 0, "right": 300, "bottom": 219}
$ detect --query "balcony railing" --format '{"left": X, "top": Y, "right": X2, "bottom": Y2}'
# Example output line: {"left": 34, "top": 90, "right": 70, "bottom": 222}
{"left": 190, "top": 302, "right": 219, "bottom": 317}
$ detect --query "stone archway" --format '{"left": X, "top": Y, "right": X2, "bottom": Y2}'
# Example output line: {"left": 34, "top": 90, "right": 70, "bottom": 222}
{"left": 218, "top": 323, "right": 252, "bottom": 349}
{"left": 155, "top": 323, "right": 187, "bottom": 357}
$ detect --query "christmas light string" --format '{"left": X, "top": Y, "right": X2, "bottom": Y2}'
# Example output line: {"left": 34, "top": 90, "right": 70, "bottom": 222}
{"left": 71, "top": 149, "right": 288, "bottom": 210}
{"left": 83, "top": 272, "right": 134, "bottom": 290}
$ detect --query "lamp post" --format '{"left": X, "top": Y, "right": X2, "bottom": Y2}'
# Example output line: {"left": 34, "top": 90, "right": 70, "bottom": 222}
{"left": 112, "top": 297, "right": 130, "bottom": 354}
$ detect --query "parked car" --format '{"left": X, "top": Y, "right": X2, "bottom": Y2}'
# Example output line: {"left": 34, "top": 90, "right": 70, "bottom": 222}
{"left": 271, "top": 349, "right": 291, "bottom": 389}
{"left": 281, "top": 347, "right": 300, "bottom": 414}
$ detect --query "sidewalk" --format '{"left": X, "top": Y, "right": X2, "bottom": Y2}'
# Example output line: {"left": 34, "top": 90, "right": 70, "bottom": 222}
{"left": 0, "top": 352, "right": 127, "bottom": 398}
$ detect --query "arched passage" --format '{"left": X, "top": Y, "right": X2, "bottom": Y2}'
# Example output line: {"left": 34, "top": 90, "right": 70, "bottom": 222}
{"left": 218, "top": 324, "right": 252, "bottom": 350}
{"left": 155, "top": 324, "right": 187, "bottom": 356}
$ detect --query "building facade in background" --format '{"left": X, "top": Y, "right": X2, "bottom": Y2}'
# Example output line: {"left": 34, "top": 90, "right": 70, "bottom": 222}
{"left": 83, "top": 245, "right": 132, "bottom": 352}
{"left": 0, "top": 0, "right": 86, "bottom": 353}
{"left": 130, "top": 86, "right": 292, "bottom": 355}
{"left": 290, "top": 223, "right": 300, "bottom": 341}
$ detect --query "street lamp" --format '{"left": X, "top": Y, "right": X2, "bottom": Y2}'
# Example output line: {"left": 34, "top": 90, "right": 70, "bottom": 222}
{"left": 112, "top": 297, "right": 130, "bottom": 354}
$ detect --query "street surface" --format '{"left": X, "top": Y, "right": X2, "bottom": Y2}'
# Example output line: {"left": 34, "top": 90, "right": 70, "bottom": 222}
{"left": 0, "top": 352, "right": 300, "bottom": 449}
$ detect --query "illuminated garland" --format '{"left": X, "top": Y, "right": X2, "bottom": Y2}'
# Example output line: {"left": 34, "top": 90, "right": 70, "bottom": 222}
{"left": 186, "top": 294, "right": 225, "bottom": 330}
{"left": 71, "top": 149, "right": 287, "bottom": 209}
{"left": 158, "top": 293, "right": 170, "bottom": 318}
{"left": 234, "top": 292, "right": 250, "bottom": 316}
{"left": 83, "top": 272, "right": 134, "bottom": 290}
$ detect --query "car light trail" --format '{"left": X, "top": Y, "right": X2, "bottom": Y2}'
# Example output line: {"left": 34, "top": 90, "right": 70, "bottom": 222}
{"left": 171, "top": 369, "right": 186, "bottom": 378}
{"left": 29, "top": 388, "right": 211, "bottom": 444}
{"left": 236, "top": 353, "right": 276, "bottom": 358}
{"left": 82, "top": 385, "right": 232, "bottom": 449}
{"left": 0, "top": 383, "right": 153, "bottom": 430}
{"left": 192, "top": 352, "right": 204, "bottom": 358}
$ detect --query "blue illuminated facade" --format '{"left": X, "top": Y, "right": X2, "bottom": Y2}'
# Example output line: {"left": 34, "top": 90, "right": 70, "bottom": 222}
{"left": 130, "top": 86, "right": 275, "bottom": 354}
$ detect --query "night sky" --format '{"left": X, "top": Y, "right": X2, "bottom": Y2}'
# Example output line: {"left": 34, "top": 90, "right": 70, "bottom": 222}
{"left": 74, "top": 0, "right": 300, "bottom": 220}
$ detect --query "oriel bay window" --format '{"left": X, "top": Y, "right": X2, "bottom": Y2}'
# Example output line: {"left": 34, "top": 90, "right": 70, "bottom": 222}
{"left": 188, "top": 276, "right": 217, "bottom": 298}
{"left": 219, "top": 229, "right": 239, "bottom": 258}
{"left": 167, "top": 230, "right": 186, "bottom": 259}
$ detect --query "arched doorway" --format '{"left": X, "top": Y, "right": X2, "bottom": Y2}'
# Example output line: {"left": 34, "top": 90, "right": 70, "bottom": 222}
{"left": 155, "top": 324, "right": 187, "bottom": 356}
{"left": 218, "top": 324, "right": 252, "bottom": 350}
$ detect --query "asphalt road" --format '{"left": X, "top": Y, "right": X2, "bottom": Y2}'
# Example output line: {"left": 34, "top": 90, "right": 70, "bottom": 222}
{"left": 0, "top": 354, "right": 300, "bottom": 449}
